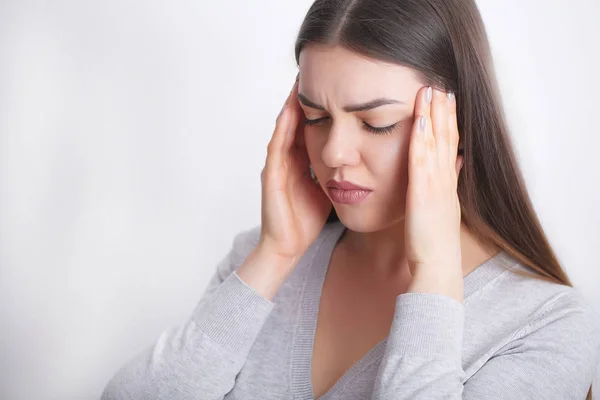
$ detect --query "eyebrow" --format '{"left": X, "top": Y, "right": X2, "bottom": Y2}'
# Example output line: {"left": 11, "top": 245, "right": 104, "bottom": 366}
{"left": 297, "top": 93, "right": 406, "bottom": 112}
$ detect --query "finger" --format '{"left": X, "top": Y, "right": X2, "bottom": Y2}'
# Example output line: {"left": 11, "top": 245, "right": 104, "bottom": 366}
{"left": 431, "top": 88, "right": 450, "bottom": 166}
{"left": 266, "top": 80, "right": 299, "bottom": 168}
{"left": 282, "top": 81, "right": 300, "bottom": 153}
{"left": 447, "top": 90, "right": 460, "bottom": 163}
{"left": 408, "top": 86, "right": 434, "bottom": 187}
{"left": 413, "top": 86, "right": 434, "bottom": 149}
{"left": 293, "top": 116, "right": 306, "bottom": 149}
{"left": 293, "top": 101, "right": 307, "bottom": 150}
{"left": 293, "top": 75, "right": 306, "bottom": 149}
{"left": 276, "top": 74, "right": 298, "bottom": 120}
{"left": 266, "top": 106, "right": 291, "bottom": 169}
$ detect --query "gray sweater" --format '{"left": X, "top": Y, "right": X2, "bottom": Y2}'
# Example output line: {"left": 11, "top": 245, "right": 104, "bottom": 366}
{"left": 101, "top": 221, "right": 600, "bottom": 399}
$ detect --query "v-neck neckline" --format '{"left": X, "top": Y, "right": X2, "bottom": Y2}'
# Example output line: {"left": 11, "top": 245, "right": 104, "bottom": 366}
{"left": 289, "top": 221, "right": 517, "bottom": 400}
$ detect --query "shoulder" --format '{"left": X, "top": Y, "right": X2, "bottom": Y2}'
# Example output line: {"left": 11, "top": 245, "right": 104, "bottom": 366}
{"left": 221, "top": 221, "right": 343, "bottom": 275}
{"left": 521, "top": 284, "right": 600, "bottom": 340}
{"left": 214, "top": 225, "right": 261, "bottom": 278}
{"left": 488, "top": 261, "right": 600, "bottom": 368}
{"left": 503, "top": 262, "right": 599, "bottom": 330}
{"left": 466, "top": 259, "right": 600, "bottom": 393}
{"left": 472, "top": 257, "right": 598, "bottom": 325}
{"left": 464, "top": 264, "right": 600, "bottom": 398}
{"left": 230, "top": 224, "right": 262, "bottom": 259}
{"left": 510, "top": 283, "right": 600, "bottom": 390}
{"left": 516, "top": 283, "right": 600, "bottom": 347}
{"left": 466, "top": 257, "right": 600, "bottom": 357}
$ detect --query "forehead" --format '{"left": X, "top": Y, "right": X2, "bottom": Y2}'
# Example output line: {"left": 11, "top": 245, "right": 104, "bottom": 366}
{"left": 298, "top": 44, "right": 423, "bottom": 99}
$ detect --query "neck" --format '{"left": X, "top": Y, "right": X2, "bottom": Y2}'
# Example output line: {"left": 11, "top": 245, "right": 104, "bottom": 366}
{"left": 337, "top": 221, "right": 500, "bottom": 281}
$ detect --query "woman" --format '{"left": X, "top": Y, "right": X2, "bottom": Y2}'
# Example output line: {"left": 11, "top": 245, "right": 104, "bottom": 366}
{"left": 101, "top": 0, "right": 600, "bottom": 399}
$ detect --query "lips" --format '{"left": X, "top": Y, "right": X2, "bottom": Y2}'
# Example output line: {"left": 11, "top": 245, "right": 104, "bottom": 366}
{"left": 325, "top": 180, "right": 373, "bottom": 205}
{"left": 325, "top": 180, "right": 372, "bottom": 191}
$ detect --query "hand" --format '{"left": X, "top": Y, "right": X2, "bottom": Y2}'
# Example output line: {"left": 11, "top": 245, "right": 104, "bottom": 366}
{"left": 404, "top": 86, "right": 464, "bottom": 300}
{"left": 259, "top": 75, "right": 332, "bottom": 263}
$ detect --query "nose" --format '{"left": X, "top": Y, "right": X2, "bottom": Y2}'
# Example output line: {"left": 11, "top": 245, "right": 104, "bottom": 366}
{"left": 320, "top": 121, "right": 361, "bottom": 169}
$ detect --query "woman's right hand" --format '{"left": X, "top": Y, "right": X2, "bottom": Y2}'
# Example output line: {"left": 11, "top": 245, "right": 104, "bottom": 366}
{"left": 258, "top": 75, "right": 332, "bottom": 263}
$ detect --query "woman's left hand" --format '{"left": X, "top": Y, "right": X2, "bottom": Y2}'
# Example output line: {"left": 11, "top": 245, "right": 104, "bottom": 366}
{"left": 404, "top": 86, "right": 464, "bottom": 302}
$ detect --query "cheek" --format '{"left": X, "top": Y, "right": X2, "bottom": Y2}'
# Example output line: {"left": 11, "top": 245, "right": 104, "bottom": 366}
{"left": 367, "top": 134, "right": 411, "bottom": 180}
{"left": 383, "top": 141, "right": 402, "bottom": 159}
{"left": 370, "top": 138, "right": 411, "bottom": 215}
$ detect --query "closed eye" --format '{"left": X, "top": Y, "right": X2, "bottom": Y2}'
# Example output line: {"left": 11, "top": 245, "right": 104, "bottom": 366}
{"left": 303, "top": 117, "right": 400, "bottom": 135}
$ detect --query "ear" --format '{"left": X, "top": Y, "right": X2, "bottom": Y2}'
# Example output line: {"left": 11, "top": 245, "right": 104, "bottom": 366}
{"left": 455, "top": 155, "right": 464, "bottom": 177}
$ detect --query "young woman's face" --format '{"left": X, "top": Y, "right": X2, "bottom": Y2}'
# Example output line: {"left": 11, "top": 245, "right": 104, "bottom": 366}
{"left": 298, "top": 44, "right": 425, "bottom": 232}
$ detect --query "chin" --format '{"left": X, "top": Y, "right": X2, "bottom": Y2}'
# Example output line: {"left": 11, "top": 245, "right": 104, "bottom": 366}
{"left": 333, "top": 206, "right": 405, "bottom": 233}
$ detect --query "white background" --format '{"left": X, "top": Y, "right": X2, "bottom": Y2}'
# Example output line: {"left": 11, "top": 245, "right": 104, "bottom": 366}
{"left": 1, "top": 0, "right": 599, "bottom": 399}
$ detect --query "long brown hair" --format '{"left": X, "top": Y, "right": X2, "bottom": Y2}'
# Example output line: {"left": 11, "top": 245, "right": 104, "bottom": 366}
{"left": 294, "top": 0, "right": 592, "bottom": 398}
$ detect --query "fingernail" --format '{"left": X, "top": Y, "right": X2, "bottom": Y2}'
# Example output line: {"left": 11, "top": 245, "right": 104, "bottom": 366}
{"left": 295, "top": 73, "right": 299, "bottom": 82}
{"left": 447, "top": 91, "right": 455, "bottom": 101}
{"left": 419, "top": 115, "right": 426, "bottom": 131}
{"left": 426, "top": 87, "right": 432, "bottom": 104}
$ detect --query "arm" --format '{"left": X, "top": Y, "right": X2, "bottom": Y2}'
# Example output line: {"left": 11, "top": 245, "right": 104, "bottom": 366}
{"left": 100, "top": 227, "right": 284, "bottom": 400}
{"left": 371, "top": 291, "right": 600, "bottom": 400}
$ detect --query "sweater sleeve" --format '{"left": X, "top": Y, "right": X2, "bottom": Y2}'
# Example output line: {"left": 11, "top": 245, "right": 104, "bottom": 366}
{"left": 371, "top": 291, "right": 600, "bottom": 400}
{"left": 100, "top": 226, "right": 275, "bottom": 400}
